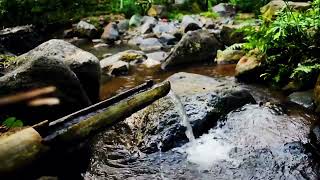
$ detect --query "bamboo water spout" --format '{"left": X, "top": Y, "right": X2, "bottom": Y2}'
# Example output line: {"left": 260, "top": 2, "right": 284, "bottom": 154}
{"left": 0, "top": 81, "right": 171, "bottom": 176}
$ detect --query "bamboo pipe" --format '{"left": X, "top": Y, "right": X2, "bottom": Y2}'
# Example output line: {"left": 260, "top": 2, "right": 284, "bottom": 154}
{"left": 0, "top": 81, "right": 171, "bottom": 175}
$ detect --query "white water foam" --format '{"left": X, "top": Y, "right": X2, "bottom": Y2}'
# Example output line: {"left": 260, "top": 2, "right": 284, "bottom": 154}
{"left": 184, "top": 127, "right": 234, "bottom": 170}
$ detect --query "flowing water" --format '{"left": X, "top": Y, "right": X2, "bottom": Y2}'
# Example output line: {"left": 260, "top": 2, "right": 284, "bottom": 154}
{"left": 168, "top": 90, "right": 195, "bottom": 142}
{"left": 72, "top": 43, "right": 320, "bottom": 180}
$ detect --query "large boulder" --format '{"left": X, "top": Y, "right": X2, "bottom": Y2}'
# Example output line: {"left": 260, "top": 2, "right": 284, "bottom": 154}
{"left": 101, "top": 22, "right": 120, "bottom": 43}
{"left": 124, "top": 72, "right": 256, "bottom": 153}
{"left": 147, "top": 5, "right": 167, "bottom": 17}
{"left": 212, "top": 3, "right": 236, "bottom": 17}
{"left": 161, "top": 30, "right": 223, "bottom": 70}
{"left": 17, "top": 39, "right": 101, "bottom": 102}
{"left": 75, "top": 20, "right": 98, "bottom": 39}
{"left": 0, "top": 25, "right": 44, "bottom": 55}
{"left": 0, "top": 56, "right": 91, "bottom": 124}
{"left": 181, "top": 15, "right": 203, "bottom": 33}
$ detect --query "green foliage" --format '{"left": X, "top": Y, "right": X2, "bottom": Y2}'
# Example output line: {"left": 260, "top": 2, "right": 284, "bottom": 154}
{"left": 200, "top": 11, "right": 219, "bottom": 19}
{"left": 241, "top": 0, "right": 320, "bottom": 87}
{"left": 2, "top": 117, "right": 23, "bottom": 128}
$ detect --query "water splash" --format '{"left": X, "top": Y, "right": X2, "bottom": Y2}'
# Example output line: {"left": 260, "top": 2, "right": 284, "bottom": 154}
{"left": 168, "top": 90, "right": 195, "bottom": 142}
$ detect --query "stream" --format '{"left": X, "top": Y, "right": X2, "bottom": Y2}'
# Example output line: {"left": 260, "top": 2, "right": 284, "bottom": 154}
{"left": 72, "top": 43, "right": 320, "bottom": 180}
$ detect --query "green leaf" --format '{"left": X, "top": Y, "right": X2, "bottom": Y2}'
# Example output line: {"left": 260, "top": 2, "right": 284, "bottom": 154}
{"left": 2, "top": 117, "right": 16, "bottom": 128}
{"left": 2, "top": 117, "right": 24, "bottom": 128}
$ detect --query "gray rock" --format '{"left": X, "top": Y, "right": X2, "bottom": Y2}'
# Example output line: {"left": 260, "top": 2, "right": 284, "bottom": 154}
{"left": 0, "top": 56, "right": 91, "bottom": 123}
{"left": 162, "top": 30, "right": 223, "bottom": 70}
{"left": 158, "top": 33, "right": 177, "bottom": 45}
{"left": 0, "top": 25, "right": 43, "bottom": 54}
{"left": 181, "top": 15, "right": 203, "bottom": 33}
{"left": 146, "top": 51, "right": 168, "bottom": 63}
{"left": 125, "top": 72, "right": 255, "bottom": 153}
{"left": 129, "top": 14, "right": 143, "bottom": 27}
{"left": 100, "top": 50, "right": 146, "bottom": 75}
{"left": 127, "top": 36, "right": 144, "bottom": 46}
{"left": 75, "top": 20, "right": 98, "bottom": 39}
{"left": 101, "top": 22, "right": 120, "bottom": 43}
{"left": 288, "top": 90, "right": 314, "bottom": 110}
{"left": 67, "top": 37, "right": 91, "bottom": 47}
{"left": 93, "top": 43, "right": 109, "bottom": 50}
{"left": 212, "top": 3, "right": 236, "bottom": 17}
{"left": 101, "top": 59, "right": 129, "bottom": 76}
{"left": 153, "top": 22, "right": 178, "bottom": 34}
{"left": 117, "top": 19, "right": 129, "bottom": 34}
{"left": 17, "top": 39, "right": 101, "bottom": 102}
{"left": 139, "top": 38, "right": 163, "bottom": 52}
{"left": 140, "top": 17, "right": 157, "bottom": 34}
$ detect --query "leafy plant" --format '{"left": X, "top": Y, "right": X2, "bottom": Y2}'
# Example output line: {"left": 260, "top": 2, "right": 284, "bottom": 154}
{"left": 239, "top": 0, "right": 320, "bottom": 87}
{"left": 2, "top": 117, "right": 23, "bottom": 128}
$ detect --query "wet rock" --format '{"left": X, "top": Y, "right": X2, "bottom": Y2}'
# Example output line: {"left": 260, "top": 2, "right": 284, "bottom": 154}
{"left": 93, "top": 43, "right": 109, "bottom": 50}
{"left": 0, "top": 25, "right": 43, "bottom": 55}
{"left": 17, "top": 39, "right": 100, "bottom": 102}
{"left": 288, "top": 90, "right": 314, "bottom": 110}
{"left": 117, "top": 19, "right": 129, "bottom": 34}
{"left": 153, "top": 22, "right": 178, "bottom": 34}
{"left": 63, "top": 29, "right": 76, "bottom": 38}
{"left": 215, "top": 49, "right": 245, "bottom": 64}
{"left": 212, "top": 3, "right": 236, "bottom": 17}
{"left": 139, "top": 38, "right": 163, "bottom": 52}
{"left": 129, "top": 14, "right": 143, "bottom": 27}
{"left": 148, "top": 5, "right": 167, "bottom": 17}
{"left": 125, "top": 72, "right": 255, "bottom": 153}
{"left": 181, "top": 15, "right": 203, "bottom": 33}
{"left": 204, "top": 19, "right": 217, "bottom": 29}
{"left": 220, "top": 24, "right": 245, "bottom": 46}
{"left": 0, "top": 56, "right": 91, "bottom": 124}
{"left": 161, "top": 30, "right": 223, "bottom": 70}
{"left": 313, "top": 75, "right": 320, "bottom": 112}
{"left": 235, "top": 49, "right": 265, "bottom": 81}
{"left": 127, "top": 36, "right": 144, "bottom": 46}
{"left": 100, "top": 50, "right": 146, "bottom": 75}
{"left": 75, "top": 20, "right": 98, "bottom": 39}
{"left": 140, "top": 17, "right": 157, "bottom": 34}
{"left": 146, "top": 51, "right": 168, "bottom": 63}
{"left": 85, "top": 102, "right": 319, "bottom": 179}
{"left": 101, "top": 60, "right": 129, "bottom": 76}
{"left": 142, "top": 58, "right": 161, "bottom": 68}
{"left": 67, "top": 37, "right": 91, "bottom": 47}
{"left": 158, "top": 33, "right": 178, "bottom": 45}
{"left": 101, "top": 22, "right": 120, "bottom": 43}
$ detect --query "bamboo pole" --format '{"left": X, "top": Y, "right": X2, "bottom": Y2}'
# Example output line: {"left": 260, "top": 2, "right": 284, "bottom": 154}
{"left": 0, "top": 81, "right": 171, "bottom": 175}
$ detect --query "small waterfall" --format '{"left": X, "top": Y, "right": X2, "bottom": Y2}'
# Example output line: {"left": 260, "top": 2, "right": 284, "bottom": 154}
{"left": 168, "top": 90, "right": 195, "bottom": 142}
